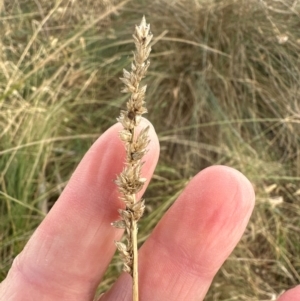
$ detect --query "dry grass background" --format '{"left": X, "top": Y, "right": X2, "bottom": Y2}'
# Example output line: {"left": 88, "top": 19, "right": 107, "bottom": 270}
{"left": 1, "top": 0, "right": 300, "bottom": 300}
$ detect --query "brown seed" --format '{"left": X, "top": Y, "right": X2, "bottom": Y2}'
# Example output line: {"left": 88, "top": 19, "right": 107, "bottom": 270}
{"left": 128, "top": 111, "right": 135, "bottom": 120}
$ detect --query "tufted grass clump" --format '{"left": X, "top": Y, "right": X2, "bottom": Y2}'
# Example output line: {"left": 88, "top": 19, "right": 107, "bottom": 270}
{"left": 1, "top": 1, "right": 300, "bottom": 300}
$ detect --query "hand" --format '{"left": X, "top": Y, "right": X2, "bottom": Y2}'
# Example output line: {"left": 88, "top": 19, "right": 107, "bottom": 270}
{"left": 0, "top": 119, "right": 297, "bottom": 301}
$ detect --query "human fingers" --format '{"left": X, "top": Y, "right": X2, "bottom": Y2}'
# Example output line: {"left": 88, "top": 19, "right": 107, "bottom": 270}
{"left": 100, "top": 165, "right": 255, "bottom": 301}
{"left": 277, "top": 286, "right": 300, "bottom": 301}
{"left": 0, "top": 118, "right": 159, "bottom": 301}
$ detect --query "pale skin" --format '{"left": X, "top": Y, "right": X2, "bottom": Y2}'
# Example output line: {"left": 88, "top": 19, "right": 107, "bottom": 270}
{"left": 0, "top": 119, "right": 299, "bottom": 301}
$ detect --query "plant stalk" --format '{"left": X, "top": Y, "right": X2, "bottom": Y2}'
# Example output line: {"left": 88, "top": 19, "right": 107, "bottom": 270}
{"left": 130, "top": 127, "right": 139, "bottom": 301}
{"left": 132, "top": 219, "right": 139, "bottom": 301}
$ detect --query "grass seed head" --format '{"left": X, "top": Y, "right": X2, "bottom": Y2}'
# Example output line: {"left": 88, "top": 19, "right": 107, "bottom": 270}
{"left": 113, "top": 16, "right": 153, "bottom": 279}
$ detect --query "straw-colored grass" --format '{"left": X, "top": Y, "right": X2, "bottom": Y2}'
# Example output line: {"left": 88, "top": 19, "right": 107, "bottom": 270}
{"left": 1, "top": 0, "right": 300, "bottom": 299}
{"left": 113, "top": 16, "right": 153, "bottom": 301}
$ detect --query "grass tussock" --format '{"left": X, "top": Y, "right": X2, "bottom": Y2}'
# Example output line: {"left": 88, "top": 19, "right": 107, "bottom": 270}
{"left": 1, "top": 0, "right": 300, "bottom": 299}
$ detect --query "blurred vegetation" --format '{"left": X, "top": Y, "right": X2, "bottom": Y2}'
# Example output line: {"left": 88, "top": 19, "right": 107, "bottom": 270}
{"left": 1, "top": 0, "right": 300, "bottom": 299}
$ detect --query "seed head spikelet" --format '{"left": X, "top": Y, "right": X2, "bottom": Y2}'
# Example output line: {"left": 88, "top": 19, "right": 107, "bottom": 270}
{"left": 112, "top": 16, "right": 153, "bottom": 301}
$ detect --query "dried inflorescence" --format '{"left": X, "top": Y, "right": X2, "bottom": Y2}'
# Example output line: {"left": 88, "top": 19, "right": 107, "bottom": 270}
{"left": 112, "top": 16, "right": 153, "bottom": 278}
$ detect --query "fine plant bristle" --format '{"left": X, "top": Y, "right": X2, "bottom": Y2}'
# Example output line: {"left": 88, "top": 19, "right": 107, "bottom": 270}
{"left": 112, "top": 16, "right": 153, "bottom": 300}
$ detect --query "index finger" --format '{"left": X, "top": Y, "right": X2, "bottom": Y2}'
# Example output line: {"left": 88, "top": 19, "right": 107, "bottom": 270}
{"left": 1, "top": 118, "right": 159, "bottom": 300}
